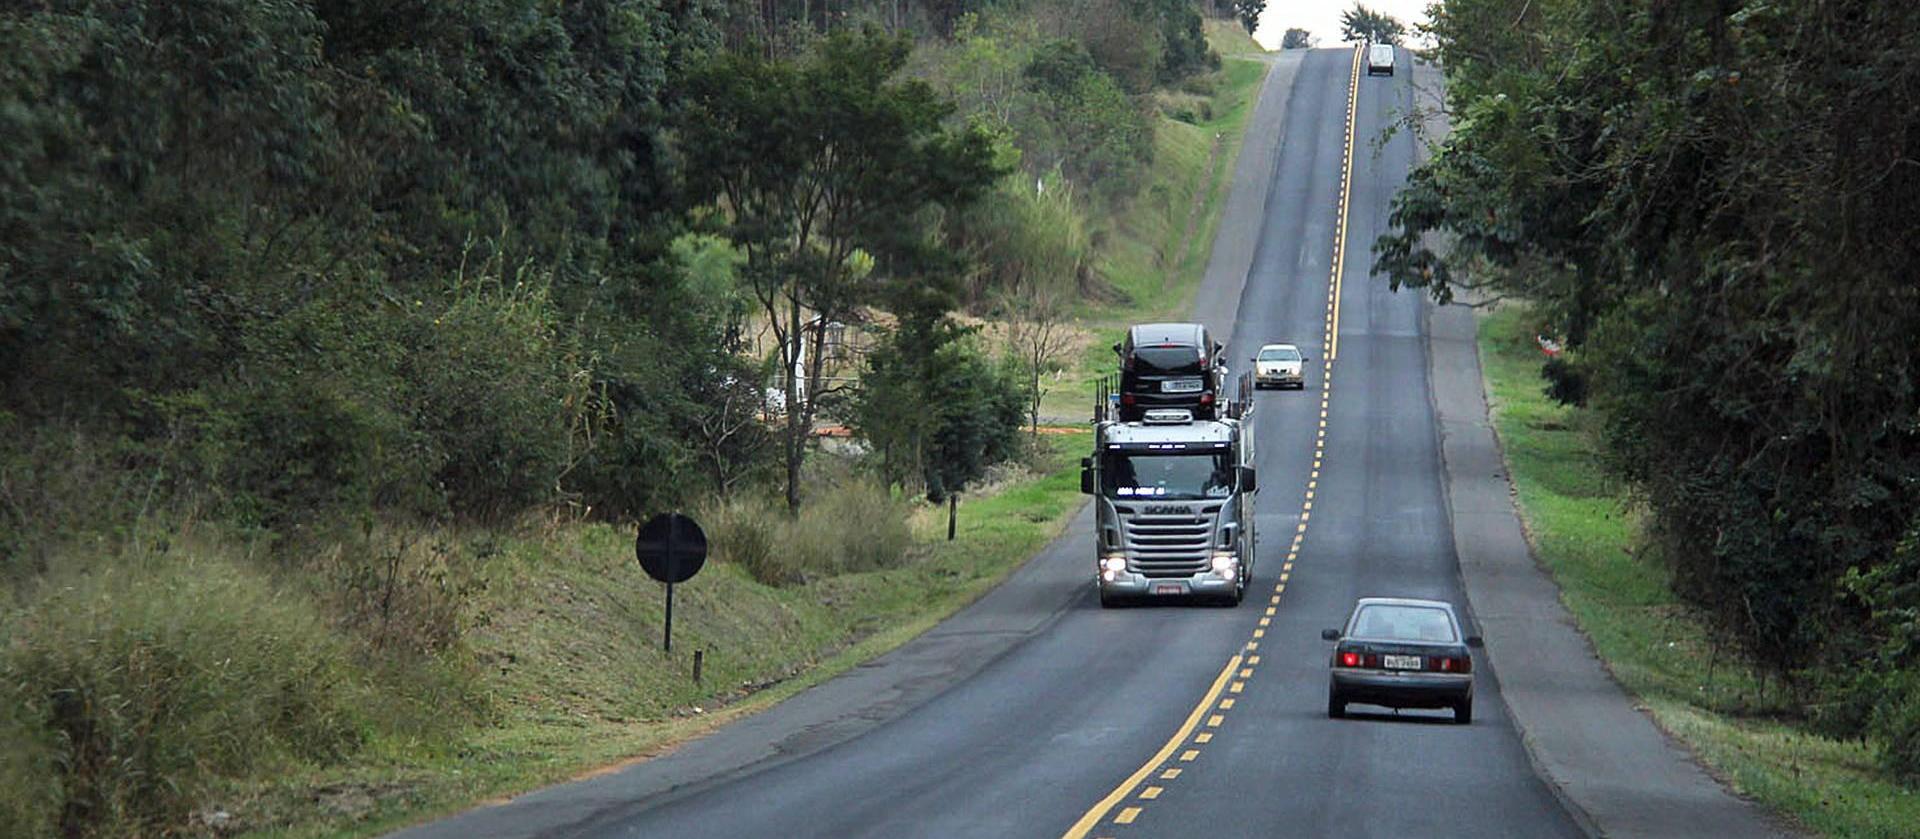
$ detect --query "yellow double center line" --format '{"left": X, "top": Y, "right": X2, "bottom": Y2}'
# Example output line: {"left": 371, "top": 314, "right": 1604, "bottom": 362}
{"left": 1063, "top": 45, "right": 1362, "bottom": 839}
{"left": 1329, "top": 45, "right": 1359, "bottom": 361}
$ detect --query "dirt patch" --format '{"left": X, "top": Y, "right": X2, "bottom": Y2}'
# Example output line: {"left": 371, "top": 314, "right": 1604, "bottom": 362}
{"left": 311, "top": 780, "right": 419, "bottom": 821}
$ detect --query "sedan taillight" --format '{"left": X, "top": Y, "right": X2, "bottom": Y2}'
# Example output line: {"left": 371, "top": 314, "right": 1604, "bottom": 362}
{"left": 1338, "top": 651, "right": 1361, "bottom": 668}
{"left": 1433, "top": 656, "right": 1472, "bottom": 673}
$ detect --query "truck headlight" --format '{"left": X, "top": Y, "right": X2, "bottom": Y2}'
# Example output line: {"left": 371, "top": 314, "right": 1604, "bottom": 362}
{"left": 1102, "top": 556, "right": 1126, "bottom": 573}
{"left": 1211, "top": 552, "right": 1238, "bottom": 575}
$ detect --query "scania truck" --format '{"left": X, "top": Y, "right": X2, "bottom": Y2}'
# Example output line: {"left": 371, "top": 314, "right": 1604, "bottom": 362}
{"left": 1081, "top": 379, "right": 1257, "bottom": 607}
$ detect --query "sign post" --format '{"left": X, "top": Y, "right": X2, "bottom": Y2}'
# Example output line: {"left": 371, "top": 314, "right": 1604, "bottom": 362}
{"left": 634, "top": 512, "right": 707, "bottom": 653}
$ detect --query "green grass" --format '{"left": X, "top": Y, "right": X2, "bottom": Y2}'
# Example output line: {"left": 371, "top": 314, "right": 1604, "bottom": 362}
{"left": 1478, "top": 305, "right": 1920, "bottom": 838}
{"left": 1204, "top": 19, "right": 1267, "bottom": 57}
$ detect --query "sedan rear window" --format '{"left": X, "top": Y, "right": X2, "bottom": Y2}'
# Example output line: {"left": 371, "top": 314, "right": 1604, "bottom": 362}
{"left": 1350, "top": 605, "right": 1457, "bottom": 642}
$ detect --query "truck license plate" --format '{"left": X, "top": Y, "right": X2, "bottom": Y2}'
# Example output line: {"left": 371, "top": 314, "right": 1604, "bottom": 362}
{"left": 1152, "top": 582, "right": 1184, "bottom": 595}
{"left": 1161, "top": 379, "right": 1203, "bottom": 393}
{"left": 1383, "top": 655, "right": 1422, "bottom": 670}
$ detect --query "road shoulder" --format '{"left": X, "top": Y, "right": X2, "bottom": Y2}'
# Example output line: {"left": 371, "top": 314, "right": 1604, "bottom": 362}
{"left": 1427, "top": 298, "right": 1793, "bottom": 838}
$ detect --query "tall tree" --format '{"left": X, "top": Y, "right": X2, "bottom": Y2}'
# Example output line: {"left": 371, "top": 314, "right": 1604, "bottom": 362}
{"left": 679, "top": 28, "right": 1003, "bottom": 513}
{"left": 852, "top": 303, "right": 1024, "bottom": 503}
{"left": 1280, "top": 27, "right": 1315, "bottom": 49}
{"left": 1339, "top": 3, "right": 1403, "bottom": 44}
{"left": 1231, "top": 0, "right": 1265, "bottom": 35}
{"left": 1001, "top": 274, "right": 1076, "bottom": 435}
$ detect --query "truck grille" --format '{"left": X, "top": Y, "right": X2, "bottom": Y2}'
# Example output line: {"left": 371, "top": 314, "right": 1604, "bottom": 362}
{"left": 1121, "top": 505, "right": 1218, "bottom": 578}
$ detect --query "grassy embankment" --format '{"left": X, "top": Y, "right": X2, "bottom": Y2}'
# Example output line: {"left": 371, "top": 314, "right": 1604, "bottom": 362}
{"left": 1478, "top": 306, "right": 1920, "bottom": 838}
{"left": 206, "top": 26, "right": 1273, "bottom": 839}
{"left": 216, "top": 431, "right": 1091, "bottom": 838}
{"left": 1035, "top": 21, "right": 1269, "bottom": 422}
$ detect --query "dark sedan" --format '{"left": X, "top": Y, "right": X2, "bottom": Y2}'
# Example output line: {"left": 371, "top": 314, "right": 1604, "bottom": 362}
{"left": 1323, "top": 597, "right": 1483, "bottom": 723}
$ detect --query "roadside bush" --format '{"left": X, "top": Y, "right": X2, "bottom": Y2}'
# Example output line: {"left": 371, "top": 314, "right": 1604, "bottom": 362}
{"left": 0, "top": 557, "right": 369, "bottom": 838}
{"left": 704, "top": 480, "right": 914, "bottom": 586}
{"left": 705, "top": 497, "right": 786, "bottom": 583}
{"left": 406, "top": 273, "right": 585, "bottom": 520}
{"left": 323, "top": 530, "right": 483, "bottom": 657}
{"left": 1018, "top": 39, "right": 1154, "bottom": 201}
{"left": 950, "top": 175, "right": 1092, "bottom": 306}
{"left": 789, "top": 480, "right": 916, "bottom": 574}
{"left": 149, "top": 269, "right": 590, "bottom": 525}
{"left": 0, "top": 420, "right": 144, "bottom": 578}
{"left": 1540, "top": 356, "right": 1588, "bottom": 407}
{"left": 0, "top": 680, "right": 57, "bottom": 839}
{"left": 1875, "top": 673, "right": 1920, "bottom": 781}
{"left": 186, "top": 362, "right": 431, "bottom": 524}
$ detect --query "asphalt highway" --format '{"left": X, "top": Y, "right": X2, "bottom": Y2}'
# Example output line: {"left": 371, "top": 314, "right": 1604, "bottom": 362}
{"left": 393, "top": 46, "right": 1582, "bottom": 839}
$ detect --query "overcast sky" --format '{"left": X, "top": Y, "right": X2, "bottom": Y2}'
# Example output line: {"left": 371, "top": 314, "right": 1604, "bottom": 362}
{"left": 1252, "top": 0, "right": 1432, "bottom": 49}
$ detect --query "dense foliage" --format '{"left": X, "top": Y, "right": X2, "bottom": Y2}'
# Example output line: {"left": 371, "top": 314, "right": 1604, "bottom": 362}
{"left": 1376, "top": 0, "right": 1920, "bottom": 775}
{"left": 0, "top": 0, "right": 740, "bottom": 537}
{"left": 852, "top": 309, "right": 1026, "bottom": 500}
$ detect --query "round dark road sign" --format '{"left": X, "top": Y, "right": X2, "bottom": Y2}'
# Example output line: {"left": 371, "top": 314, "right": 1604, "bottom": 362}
{"left": 635, "top": 513, "right": 707, "bottom": 584}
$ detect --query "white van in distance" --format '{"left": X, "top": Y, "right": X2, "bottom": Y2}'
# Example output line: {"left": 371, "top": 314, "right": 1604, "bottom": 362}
{"left": 1367, "top": 44, "right": 1396, "bottom": 76}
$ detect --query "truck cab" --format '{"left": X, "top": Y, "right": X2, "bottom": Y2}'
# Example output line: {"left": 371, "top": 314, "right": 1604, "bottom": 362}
{"left": 1081, "top": 407, "right": 1257, "bottom": 607}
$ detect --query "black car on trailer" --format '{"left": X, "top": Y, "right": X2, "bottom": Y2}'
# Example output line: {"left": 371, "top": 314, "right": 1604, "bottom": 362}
{"left": 1114, "top": 322, "right": 1224, "bottom": 422}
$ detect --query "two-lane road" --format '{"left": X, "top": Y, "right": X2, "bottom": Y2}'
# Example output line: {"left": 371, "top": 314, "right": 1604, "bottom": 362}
{"left": 394, "top": 47, "right": 1581, "bottom": 839}
{"left": 1075, "top": 47, "right": 1576, "bottom": 837}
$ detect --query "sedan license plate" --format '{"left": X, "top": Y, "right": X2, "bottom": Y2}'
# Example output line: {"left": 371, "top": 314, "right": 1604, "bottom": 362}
{"left": 1161, "top": 379, "right": 1203, "bottom": 394}
{"left": 1152, "top": 582, "right": 1185, "bottom": 595}
{"left": 1382, "top": 654, "right": 1423, "bottom": 671}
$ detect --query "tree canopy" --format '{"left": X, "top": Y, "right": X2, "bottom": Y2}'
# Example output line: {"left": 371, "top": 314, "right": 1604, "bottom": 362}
{"left": 1339, "top": 3, "right": 1403, "bottom": 44}
{"left": 678, "top": 27, "right": 1005, "bottom": 511}
{"left": 1231, "top": 0, "right": 1265, "bottom": 35}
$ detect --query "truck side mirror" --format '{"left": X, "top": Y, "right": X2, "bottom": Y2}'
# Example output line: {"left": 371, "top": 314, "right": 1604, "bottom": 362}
{"left": 1238, "top": 466, "right": 1258, "bottom": 493}
{"left": 1080, "top": 466, "right": 1095, "bottom": 495}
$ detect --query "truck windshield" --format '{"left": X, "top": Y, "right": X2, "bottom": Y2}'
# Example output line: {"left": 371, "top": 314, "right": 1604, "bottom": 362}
{"left": 1101, "top": 452, "right": 1235, "bottom": 500}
